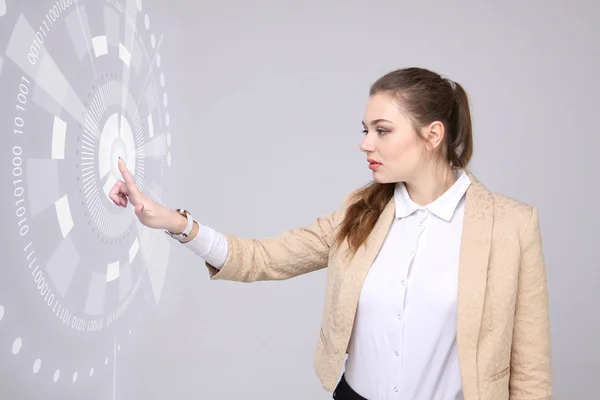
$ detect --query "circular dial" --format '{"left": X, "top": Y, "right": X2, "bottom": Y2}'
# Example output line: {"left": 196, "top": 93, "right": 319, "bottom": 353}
{"left": 0, "top": 0, "right": 174, "bottom": 397}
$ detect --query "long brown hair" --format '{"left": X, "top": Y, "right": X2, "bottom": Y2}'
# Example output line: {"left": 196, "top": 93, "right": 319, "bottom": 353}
{"left": 334, "top": 67, "right": 474, "bottom": 255}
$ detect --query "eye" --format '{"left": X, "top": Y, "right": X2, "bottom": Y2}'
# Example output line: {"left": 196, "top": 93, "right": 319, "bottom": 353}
{"left": 362, "top": 128, "right": 389, "bottom": 135}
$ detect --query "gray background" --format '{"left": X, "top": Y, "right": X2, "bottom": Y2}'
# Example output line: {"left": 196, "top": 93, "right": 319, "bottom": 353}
{"left": 2, "top": 0, "right": 599, "bottom": 399}
{"left": 140, "top": 0, "right": 598, "bottom": 398}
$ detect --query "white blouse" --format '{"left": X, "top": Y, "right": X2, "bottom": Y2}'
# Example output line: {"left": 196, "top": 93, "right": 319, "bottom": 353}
{"left": 184, "top": 170, "right": 472, "bottom": 400}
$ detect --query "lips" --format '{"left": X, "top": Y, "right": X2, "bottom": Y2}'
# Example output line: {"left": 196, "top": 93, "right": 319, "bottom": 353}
{"left": 367, "top": 158, "right": 382, "bottom": 171}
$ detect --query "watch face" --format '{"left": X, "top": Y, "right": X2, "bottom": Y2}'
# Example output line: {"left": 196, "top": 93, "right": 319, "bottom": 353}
{"left": 0, "top": 0, "right": 175, "bottom": 398}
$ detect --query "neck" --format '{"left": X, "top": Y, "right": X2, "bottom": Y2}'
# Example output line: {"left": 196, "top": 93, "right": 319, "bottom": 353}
{"left": 405, "top": 164, "right": 456, "bottom": 206}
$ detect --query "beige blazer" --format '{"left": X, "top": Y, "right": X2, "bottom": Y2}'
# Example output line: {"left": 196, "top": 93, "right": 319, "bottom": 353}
{"left": 205, "top": 169, "right": 552, "bottom": 400}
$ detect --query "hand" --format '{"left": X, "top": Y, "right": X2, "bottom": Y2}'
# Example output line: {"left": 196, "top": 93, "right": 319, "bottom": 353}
{"left": 109, "top": 158, "right": 180, "bottom": 231}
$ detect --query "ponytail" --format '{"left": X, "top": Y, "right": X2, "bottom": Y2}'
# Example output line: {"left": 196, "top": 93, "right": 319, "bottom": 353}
{"left": 448, "top": 82, "right": 473, "bottom": 168}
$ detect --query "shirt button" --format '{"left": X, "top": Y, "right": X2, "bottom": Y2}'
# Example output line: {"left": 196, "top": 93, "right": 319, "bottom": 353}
{"left": 395, "top": 351, "right": 399, "bottom": 356}
{"left": 397, "top": 314, "right": 402, "bottom": 320}
{"left": 394, "top": 387, "right": 398, "bottom": 392}
{"left": 401, "top": 280, "right": 405, "bottom": 286}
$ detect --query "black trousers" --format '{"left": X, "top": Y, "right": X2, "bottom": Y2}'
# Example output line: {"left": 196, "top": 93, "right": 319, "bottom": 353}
{"left": 332, "top": 374, "right": 368, "bottom": 400}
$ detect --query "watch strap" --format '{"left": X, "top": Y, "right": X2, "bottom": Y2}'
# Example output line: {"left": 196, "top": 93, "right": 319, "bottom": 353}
{"left": 165, "top": 209, "right": 194, "bottom": 240}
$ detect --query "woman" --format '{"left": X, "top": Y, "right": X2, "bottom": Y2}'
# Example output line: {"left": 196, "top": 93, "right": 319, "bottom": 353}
{"left": 110, "top": 67, "right": 552, "bottom": 400}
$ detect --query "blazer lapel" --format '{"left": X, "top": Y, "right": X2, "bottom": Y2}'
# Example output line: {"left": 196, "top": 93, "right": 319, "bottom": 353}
{"left": 457, "top": 169, "right": 494, "bottom": 399}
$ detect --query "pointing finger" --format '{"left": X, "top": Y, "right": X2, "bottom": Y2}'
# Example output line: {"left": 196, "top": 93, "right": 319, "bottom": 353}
{"left": 118, "top": 158, "right": 136, "bottom": 186}
{"left": 117, "top": 158, "right": 141, "bottom": 202}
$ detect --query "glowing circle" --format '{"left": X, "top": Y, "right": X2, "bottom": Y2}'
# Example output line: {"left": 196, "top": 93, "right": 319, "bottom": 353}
{"left": 89, "top": 367, "right": 94, "bottom": 377}
{"left": 99, "top": 113, "right": 137, "bottom": 187}
{"left": 72, "top": 372, "right": 78, "bottom": 383}
{"left": 53, "top": 370, "right": 60, "bottom": 383}
{"left": 110, "top": 138, "right": 129, "bottom": 178}
{"left": 144, "top": 14, "right": 149, "bottom": 30}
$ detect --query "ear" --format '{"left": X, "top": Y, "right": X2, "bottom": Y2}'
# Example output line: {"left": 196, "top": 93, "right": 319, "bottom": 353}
{"left": 422, "top": 121, "right": 445, "bottom": 151}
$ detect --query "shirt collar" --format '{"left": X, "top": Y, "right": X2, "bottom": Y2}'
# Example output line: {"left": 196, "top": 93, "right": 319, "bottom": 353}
{"left": 394, "top": 169, "right": 472, "bottom": 222}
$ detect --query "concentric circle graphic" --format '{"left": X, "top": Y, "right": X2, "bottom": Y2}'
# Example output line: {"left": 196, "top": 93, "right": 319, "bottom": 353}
{"left": 0, "top": 0, "right": 174, "bottom": 397}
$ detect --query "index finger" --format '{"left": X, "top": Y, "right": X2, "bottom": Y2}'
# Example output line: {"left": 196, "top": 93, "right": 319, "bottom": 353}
{"left": 118, "top": 157, "right": 136, "bottom": 186}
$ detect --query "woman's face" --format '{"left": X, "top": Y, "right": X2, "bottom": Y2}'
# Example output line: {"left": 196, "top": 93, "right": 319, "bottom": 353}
{"left": 360, "top": 92, "right": 433, "bottom": 184}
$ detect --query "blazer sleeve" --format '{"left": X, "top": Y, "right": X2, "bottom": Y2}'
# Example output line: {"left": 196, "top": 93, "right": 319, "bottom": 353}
{"left": 203, "top": 191, "right": 354, "bottom": 282}
{"left": 509, "top": 206, "right": 553, "bottom": 399}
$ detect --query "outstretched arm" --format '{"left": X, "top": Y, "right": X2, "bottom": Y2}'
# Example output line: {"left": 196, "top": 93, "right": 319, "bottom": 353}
{"left": 182, "top": 207, "right": 343, "bottom": 282}
{"left": 111, "top": 157, "right": 352, "bottom": 283}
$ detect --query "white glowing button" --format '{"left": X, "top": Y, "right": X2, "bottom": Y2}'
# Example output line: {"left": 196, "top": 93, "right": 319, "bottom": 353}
{"left": 119, "top": 43, "right": 131, "bottom": 66}
{"left": 92, "top": 36, "right": 108, "bottom": 58}
{"left": 33, "top": 359, "right": 42, "bottom": 374}
{"left": 99, "top": 113, "right": 137, "bottom": 199}
{"left": 147, "top": 114, "right": 154, "bottom": 138}
{"left": 55, "top": 195, "right": 74, "bottom": 238}
{"left": 129, "top": 238, "right": 139, "bottom": 263}
{"left": 12, "top": 338, "right": 22, "bottom": 354}
{"left": 106, "top": 261, "right": 119, "bottom": 282}
{"left": 52, "top": 117, "right": 67, "bottom": 159}
{"left": 110, "top": 137, "right": 128, "bottom": 178}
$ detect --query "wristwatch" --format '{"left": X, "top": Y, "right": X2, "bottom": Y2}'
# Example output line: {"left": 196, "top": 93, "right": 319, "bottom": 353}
{"left": 165, "top": 209, "right": 195, "bottom": 241}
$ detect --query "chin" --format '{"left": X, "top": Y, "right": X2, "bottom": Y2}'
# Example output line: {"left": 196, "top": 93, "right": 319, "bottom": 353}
{"left": 372, "top": 169, "right": 406, "bottom": 184}
{"left": 372, "top": 173, "right": 395, "bottom": 184}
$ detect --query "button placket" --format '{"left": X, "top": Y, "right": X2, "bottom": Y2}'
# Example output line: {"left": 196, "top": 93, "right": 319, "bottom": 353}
{"left": 418, "top": 209, "right": 427, "bottom": 228}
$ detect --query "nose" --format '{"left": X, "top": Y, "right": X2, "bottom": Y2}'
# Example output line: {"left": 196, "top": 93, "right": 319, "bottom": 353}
{"left": 360, "top": 134, "right": 375, "bottom": 153}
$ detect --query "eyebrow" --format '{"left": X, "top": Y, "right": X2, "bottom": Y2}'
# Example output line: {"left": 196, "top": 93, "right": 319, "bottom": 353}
{"left": 362, "top": 118, "right": 393, "bottom": 126}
